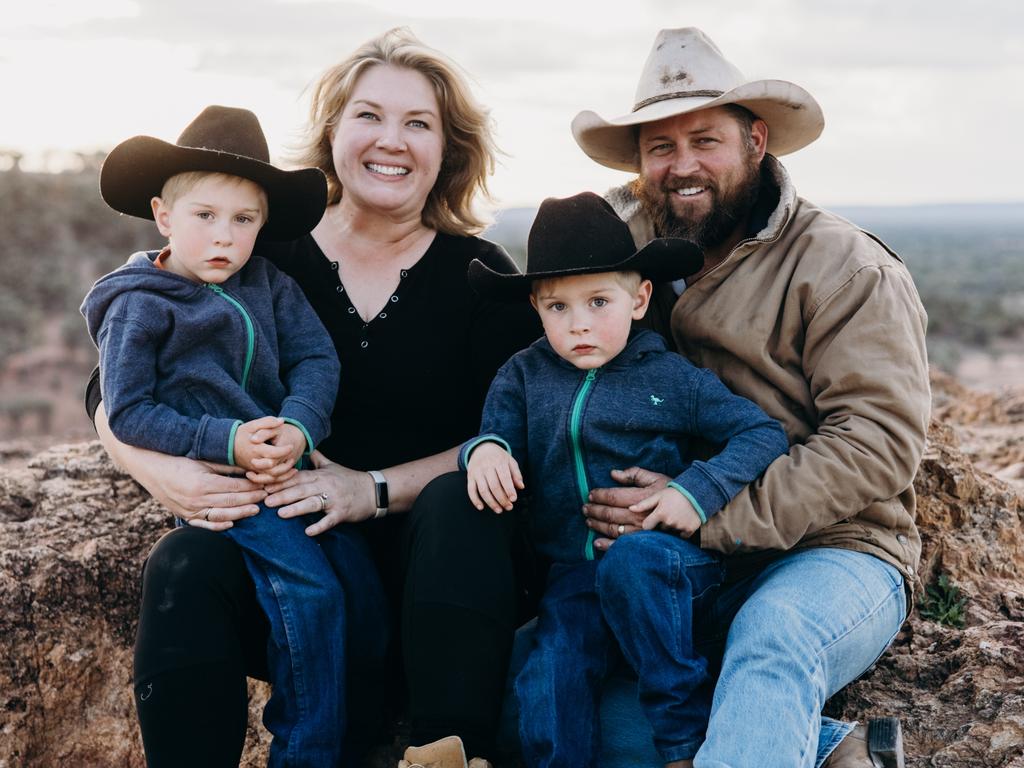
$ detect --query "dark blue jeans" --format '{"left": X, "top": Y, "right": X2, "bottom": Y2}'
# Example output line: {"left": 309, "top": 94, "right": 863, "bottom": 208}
{"left": 515, "top": 533, "right": 723, "bottom": 767}
{"left": 224, "top": 503, "right": 388, "bottom": 768}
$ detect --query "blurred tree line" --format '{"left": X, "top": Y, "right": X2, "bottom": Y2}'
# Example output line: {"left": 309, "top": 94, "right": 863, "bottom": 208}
{"left": 0, "top": 152, "right": 152, "bottom": 360}
{"left": 0, "top": 155, "right": 1022, "bottom": 374}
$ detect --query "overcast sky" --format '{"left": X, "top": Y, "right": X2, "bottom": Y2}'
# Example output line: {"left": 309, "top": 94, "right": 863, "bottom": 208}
{"left": 1, "top": 0, "right": 1021, "bottom": 209}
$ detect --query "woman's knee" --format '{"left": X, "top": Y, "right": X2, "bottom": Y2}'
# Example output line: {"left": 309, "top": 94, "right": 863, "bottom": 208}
{"left": 408, "top": 471, "right": 510, "bottom": 554}
{"left": 142, "top": 527, "right": 249, "bottom": 602}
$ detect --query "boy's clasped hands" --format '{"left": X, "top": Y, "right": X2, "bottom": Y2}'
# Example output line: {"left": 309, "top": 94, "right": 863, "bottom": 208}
{"left": 234, "top": 415, "right": 306, "bottom": 485}
{"left": 466, "top": 442, "right": 702, "bottom": 536}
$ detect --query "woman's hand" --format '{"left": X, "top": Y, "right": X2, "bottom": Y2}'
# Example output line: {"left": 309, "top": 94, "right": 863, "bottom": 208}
{"left": 583, "top": 466, "right": 670, "bottom": 552}
{"left": 96, "top": 403, "right": 265, "bottom": 530}
{"left": 263, "top": 450, "right": 376, "bottom": 536}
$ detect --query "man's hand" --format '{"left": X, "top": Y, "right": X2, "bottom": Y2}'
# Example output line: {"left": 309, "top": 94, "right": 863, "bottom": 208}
{"left": 584, "top": 466, "right": 670, "bottom": 551}
{"left": 466, "top": 442, "right": 525, "bottom": 513}
{"left": 634, "top": 487, "right": 702, "bottom": 537}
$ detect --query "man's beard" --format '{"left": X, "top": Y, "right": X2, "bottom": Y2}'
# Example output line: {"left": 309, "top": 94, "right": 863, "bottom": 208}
{"left": 634, "top": 154, "right": 762, "bottom": 251}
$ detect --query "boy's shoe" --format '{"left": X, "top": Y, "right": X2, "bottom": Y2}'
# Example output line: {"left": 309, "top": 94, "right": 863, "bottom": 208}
{"left": 822, "top": 718, "right": 905, "bottom": 768}
{"left": 398, "top": 735, "right": 493, "bottom": 768}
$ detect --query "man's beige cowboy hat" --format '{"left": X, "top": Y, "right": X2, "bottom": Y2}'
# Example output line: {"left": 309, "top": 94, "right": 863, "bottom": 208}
{"left": 572, "top": 27, "right": 824, "bottom": 172}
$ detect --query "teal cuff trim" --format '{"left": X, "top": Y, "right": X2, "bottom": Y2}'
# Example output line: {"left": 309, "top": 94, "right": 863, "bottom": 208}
{"left": 465, "top": 435, "right": 512, "bottom": 463}
{"left": 226, "top": 420, "right": 243, "bottom": 466}
{"left": 282, "top": 417, "right": 315, "bottom": 466}
{"left": 668, "top": 481, "right": 707, "bottom": 525}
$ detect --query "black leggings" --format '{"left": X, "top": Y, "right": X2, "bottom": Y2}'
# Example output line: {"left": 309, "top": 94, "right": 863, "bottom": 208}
{"left": 132, "top": 472, "right": 540, "bottom": 766}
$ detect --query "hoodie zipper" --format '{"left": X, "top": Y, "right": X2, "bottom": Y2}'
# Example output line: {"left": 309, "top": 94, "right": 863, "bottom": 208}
{"left": 569, "top": 368, "right": 599, "bottom": 560}
{"left": 206, "top": 284, "right": 255, "bottom": 391}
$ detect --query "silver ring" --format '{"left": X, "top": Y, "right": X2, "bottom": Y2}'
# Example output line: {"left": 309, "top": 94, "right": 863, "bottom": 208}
{"left": 203, "top": 508, "right": 211, "bottom": 521}
{"left": 617, "top": 524, "right": 625, "bottom": 535}
{"left": 318, "top": 492, "right": 329, "bottom": 512}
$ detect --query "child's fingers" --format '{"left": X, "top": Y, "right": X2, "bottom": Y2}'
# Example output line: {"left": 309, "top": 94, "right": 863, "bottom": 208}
{"left": 487, "top": 468, "right": 515, "bottom": 511}
{"left": 511, "top": 460, "right": 526, "bottom": 491}
{"left": 245, "top": 469, "right": 278, "bottom": 485}
{"left": 629, "top": 493, "right": 660, "bottom": 514}
{"left": 251, "top": 442, "right": 293, "bottom": 460}
{"left": 249, "top": 426, "right": 282, "bottom": 444}
{"left": 642, "top": 508, "right": 665, "bottom": 531}
{"left": 475, "top": 479, "right": 503, "bottom": 514}
{"left": 496, "top": 466, "right": 518, "bottom": 509}
{"left": 467, "top": 475, "right": 486, "bottom": 511}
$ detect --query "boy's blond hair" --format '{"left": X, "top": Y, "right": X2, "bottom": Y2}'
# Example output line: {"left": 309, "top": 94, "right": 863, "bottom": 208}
{"left": 159, "top": 171, "right": 269, "bottom": 218}
{"left": 531, "top": 270, "right": 643, "bottom": 299}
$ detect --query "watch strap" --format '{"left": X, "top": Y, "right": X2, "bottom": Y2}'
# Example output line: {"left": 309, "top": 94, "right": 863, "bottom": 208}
{"left": 367, "top": 470, "right": 388, "bottom": 518}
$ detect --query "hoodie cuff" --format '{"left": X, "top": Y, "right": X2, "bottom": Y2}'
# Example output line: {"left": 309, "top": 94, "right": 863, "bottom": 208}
{"left": 281, "top": 418, "right": 315, "bottom": 457}
{"left": 458, "top": 434, "right": 512, "bottom": 470}
{"left": 669, "top": 464, "right": 730, "bottom": 522}
{"left": 667, "top": 482, "right": 707, "bottom": 525}
{"left": 279, "top": 396, "right": 330, "bottom": 447}
{"left": 194, "top": 416, "right": 243, "bottom": 465}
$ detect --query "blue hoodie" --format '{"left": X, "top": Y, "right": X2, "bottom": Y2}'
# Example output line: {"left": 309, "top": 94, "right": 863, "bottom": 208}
{"left": 81, "top": 251, "right": 340, "bottom": 465}
{"left": 459, "top": 330, "right": 789, "bottom": 564}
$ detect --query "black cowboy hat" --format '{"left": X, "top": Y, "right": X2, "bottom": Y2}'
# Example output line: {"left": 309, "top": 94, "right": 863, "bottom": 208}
{"left": 99, "top": 105, "right": 327, "bottom": 242}
{"left": 469, "top": 191, "right": 703, "bottom": 300}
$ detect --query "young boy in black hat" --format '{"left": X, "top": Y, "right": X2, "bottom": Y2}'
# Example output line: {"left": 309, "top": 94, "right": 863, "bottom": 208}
{"left": 461, "top": 192, "right": 790, "bottom": 767}
{"left": 81, "top": 106, "right": 359, "bottom": 767}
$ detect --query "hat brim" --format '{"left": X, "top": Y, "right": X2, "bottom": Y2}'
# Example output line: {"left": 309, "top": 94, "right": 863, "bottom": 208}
{"left": 100, "top": 136, "right": 327, "bottom": 241}
{"left": 469, "top": 237, "right": 703, "bottom": 301}
{"left": 572, "top": 79, "right": 824, "bottom": 172}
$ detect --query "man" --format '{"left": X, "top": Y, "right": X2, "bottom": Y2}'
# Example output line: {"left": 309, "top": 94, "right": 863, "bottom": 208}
{"left": 572, "top": 28, "right": 928, "bottom": 768}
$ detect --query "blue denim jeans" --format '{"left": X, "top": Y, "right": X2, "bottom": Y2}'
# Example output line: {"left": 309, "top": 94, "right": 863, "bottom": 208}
{"left": 223, "top": 503, "right": 388, "bottom": 768}
{"left": 502, "top": 546, "right": 905, "bottom": 768}
{"left": 515, "top": 535, "right": 724, "bottom": 767}
{"left": 598, "top": 532, "right": 725, "bottom": 762}
{"left": 693, "top": 547, "right": 906, "bottom": 768}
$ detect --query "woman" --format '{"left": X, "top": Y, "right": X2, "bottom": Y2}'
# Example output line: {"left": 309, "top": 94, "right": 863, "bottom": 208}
{"left": 89, "top": 28, "right": 540, "bottom": 767}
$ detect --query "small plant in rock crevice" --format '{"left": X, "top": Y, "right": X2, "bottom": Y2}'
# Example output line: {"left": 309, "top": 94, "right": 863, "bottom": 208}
{"left": 920, "top": 572, "right": 968, "bottom": 628}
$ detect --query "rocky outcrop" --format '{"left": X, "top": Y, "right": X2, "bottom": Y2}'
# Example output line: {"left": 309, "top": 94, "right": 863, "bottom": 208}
{"left": 826, "top": 374, "right": 1024, "bottom": 767}
{"left": 0, "top": 443, "right": 271, "bottom": 767}
{"left": 1, "top": 371, "right": 1023, "bottom": 767}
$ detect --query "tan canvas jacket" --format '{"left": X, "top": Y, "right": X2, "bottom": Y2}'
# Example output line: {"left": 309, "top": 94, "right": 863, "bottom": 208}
{"left": 607, "top": 156, "right": 930, "bottom": 597}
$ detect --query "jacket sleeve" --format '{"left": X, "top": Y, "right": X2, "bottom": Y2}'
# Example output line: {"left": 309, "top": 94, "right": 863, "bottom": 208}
{"left": 98, "top": 313, "right": 239, "bottom": 463}
{"left": 458, "top": 360, "right": 529, "bottom": 472}
{"left": 701, "top": 263, "right": 930, "bottom": 553}
{"left": 271, "top": 270, "right": 341, "bottom": 452}
{"left": 669, "top": 369, "right": 790, "bottom": 522}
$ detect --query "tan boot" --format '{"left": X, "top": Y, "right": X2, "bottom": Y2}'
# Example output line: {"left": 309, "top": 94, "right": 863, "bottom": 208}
{"left": 398, "top": 735, "right": 467, "bottom": 768}
{"left": 822, "top": 718, "right": 905, "bottom": 768}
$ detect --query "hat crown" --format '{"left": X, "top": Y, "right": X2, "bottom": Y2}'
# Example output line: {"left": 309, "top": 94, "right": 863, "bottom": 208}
{"left": 526, "top": 193, "right": 637, "bottom": 275}
{"left": 176, "top": 105, "right": 270, "bottom": 162}
{"left": 633, "top": 27, "right": 747, "bottom": 112}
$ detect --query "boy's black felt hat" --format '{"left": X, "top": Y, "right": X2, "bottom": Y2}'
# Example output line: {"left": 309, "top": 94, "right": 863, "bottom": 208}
{"left": 469, "top": 191, "right": 703, "bottom": 300}
{"left": 99, "top": 105, "right": 327, "bottom": 241}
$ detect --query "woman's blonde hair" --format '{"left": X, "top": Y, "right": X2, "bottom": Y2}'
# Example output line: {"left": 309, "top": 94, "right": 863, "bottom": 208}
{"left": 293, "top": 28, "right": 498, "bottom": 236}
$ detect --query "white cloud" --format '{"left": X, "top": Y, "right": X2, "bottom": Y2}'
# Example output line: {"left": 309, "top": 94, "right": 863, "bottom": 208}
{"left": 1, "top": 0, "right": 1021, "bottom": 205}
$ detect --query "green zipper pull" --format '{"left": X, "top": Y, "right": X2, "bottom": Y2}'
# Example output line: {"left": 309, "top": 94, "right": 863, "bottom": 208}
{"left": 569, "top": 368, "right": 599, "bottom": 560}
{"left": 207, "top": 284, "right": 256, "bottom": 391}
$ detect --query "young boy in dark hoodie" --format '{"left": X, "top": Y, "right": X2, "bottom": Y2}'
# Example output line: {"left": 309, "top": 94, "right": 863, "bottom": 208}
{"left": 460, "top": 192, "right": 790, "bottom": 767}
{"left": 81, "top": 106, "right": 370, "bottom": 768}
